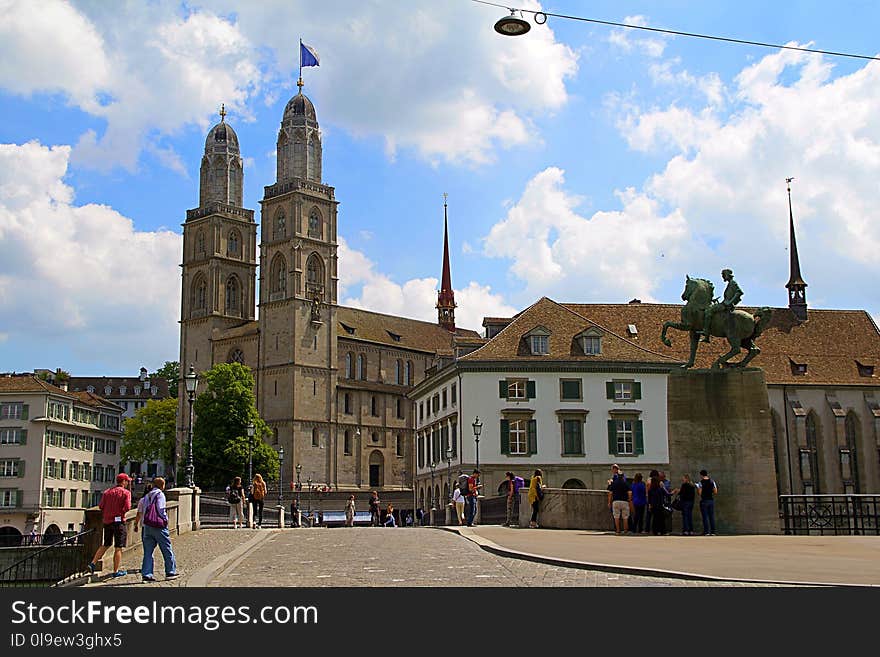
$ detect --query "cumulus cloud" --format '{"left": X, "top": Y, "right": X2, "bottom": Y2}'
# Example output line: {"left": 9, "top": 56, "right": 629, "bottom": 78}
{"left": 0, "top": 141, "right": 181, "bottom": 367}
{"left": 608, "top": 15, "right": 668, "bottom": 58}
{"left": 338, "top": 237, "right": 515, "bottom": 332}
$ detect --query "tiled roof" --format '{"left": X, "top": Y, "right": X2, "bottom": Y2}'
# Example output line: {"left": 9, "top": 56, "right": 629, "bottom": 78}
{"left": 336, "top": 306, "right": 479, "bottom": 354}
{"left": 562, "top": 303, "right": 880, "bottom": 386}
{"left": 71, "top": 390, "right": 124, "bottom": 411}
{"left": 461, "top": 297, "right": 680, "bottom": 365}
{"left": 0, "top": 375, "right": 71, "bottom": 396}
{"left": 69, "top": 376, "right": 170, "bottom": 400}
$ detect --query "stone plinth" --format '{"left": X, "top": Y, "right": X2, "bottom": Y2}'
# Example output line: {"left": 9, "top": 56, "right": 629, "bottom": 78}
{"left": 667, "top": 368, "right": 779, "bottom": 534}
{"left": 518, "top": 488, "right": 611, "bottom": 530}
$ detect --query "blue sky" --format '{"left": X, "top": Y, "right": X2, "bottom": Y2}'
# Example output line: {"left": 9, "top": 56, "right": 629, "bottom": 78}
{"left": 1, "top": 0, "right": 879, "bottom": 376}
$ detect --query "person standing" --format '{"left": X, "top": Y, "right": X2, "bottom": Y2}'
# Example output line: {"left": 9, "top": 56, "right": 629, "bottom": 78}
{"left": 227, "top": 477, "right": 246, "bottom": 529}
{"left": 452, "top": 484, "right": 465, "bottom": 525}
{"left": 630, "top": 473, "right": 647, "bottom": 534}
{"left": 369, "top": 490, "right": 381, "bottom": 527}
{"left": 647, "top": 473, "right": 670, "bottom": 535}
{"left": 465, "top": 469, "right": 481, "bottom": 527}
{"left": 134, "top": 477, "right": 179, "bottom": 582}
{"left": 87, "top": 473, "right": 132, "bottom": 578}
{"left": 344, "top": 494, "right": 356, "bottom": 527}
{"left": 527, "top": 469, "right": 545, "bottom": 529}
{"left": 251, "top": 474, "right": 267, "bottom": 528}
{"left": 697, "top": 469, "right": 719, "bottom": 535}
{"left": 606, "top": 464, "right": 633, "bottom": 535}
{"left": 503, "top": 472, "right": 517, "bottom": 527}
{"left": 383, "top": 504, "right": 397, "bottom": 527}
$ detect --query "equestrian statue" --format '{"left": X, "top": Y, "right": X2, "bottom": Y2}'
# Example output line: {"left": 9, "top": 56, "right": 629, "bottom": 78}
{"left": 660, "top": 269, "right": 772, "bottom": 369}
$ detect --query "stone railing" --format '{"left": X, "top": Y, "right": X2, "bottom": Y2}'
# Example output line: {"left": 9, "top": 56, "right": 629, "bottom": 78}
{"left": 518, "top": 488, "right": 613, "bottom": 531}
{"left": 82, "top": 487, "right": 201, "bottom": 573}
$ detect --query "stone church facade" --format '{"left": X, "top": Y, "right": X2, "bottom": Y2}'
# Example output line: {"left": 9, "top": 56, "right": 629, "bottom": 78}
{"left": 178, "top": 93, "right": 477, "bottom": 494}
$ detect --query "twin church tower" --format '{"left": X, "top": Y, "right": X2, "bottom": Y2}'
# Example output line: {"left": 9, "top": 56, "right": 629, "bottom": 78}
{"left": 178, "top": 85, "right": 470, "bottom": 492}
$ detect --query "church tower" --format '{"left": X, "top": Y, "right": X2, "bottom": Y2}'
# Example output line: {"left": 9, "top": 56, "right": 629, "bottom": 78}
{"left": 257, "top": 81, "right": 339, "bottom": 489}
{"left": 784, "top": 178, "right": 808, "bottom": 322}
{"left": 436, "top": 195, "right": 457, "bottom": 332}
{"left": 178, "top": 107, "right": 257, "bottom": 477}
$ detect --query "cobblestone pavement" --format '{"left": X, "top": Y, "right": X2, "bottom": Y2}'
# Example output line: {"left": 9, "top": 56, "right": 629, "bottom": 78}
{"left": 85, "top": 528, "right": 262, "bottom": 588}
{"left": 210, "top": 528, "right": 787, "bottom": 587}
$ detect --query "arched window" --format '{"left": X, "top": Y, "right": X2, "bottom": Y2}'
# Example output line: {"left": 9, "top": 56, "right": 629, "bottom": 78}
{"left": 771, "top": 410, "right": 783, "bottom": 497}
{"left": 369, "top": 451, "right": 383, "bottom": 488}
{"left": 225, "top": 276, "right": 240, "bottom": 314}
{"left": 345, "top": 352, "right": 353, "bottom": 379}
{"left": 191, "top": 275, "right": 207, "bottom": 313}
{"left": 308, "top": 208, "right": 322, "bottom": 239}
{"left": 395, "top": 360, "right": 403, "bottom": 385}
{"left": 228, "top": 348, "right": 244, "bottom": 364}
{"left": 396, "top": 434, "right": 403, "bottom": 457}
{"left": 274, "top": 212, "right": 286, "bottom": 239}
{"left": 405, "top": 361, "right": 413, "bottom": 386}
{"left": 344, "top": 431, "right": 351, "bottom": 455}
{"left": 842, "top": 412, "right": 860, "bottom": 493}
{"left": 306, "top": 253, "right": 324, "bottom": 299}
{"left": 802, "top": 412, "right": 821, "bottom": 494}
{"left": 196, "top": 231, "right": 205, "bottom": 255}
{"left": 227, "top": 230, "right": 240, "bottom": 257}
{"left": 270, "top": 255, "right": 287, "bottom": 295}
{"left": 357, "top": 354, "right": 366, "bottom": 380}
{"left": 371, "top": 396, "right": 378, "bottom": 417}
{"left": 312, "top": 428, "right": 319, "bottom": 447}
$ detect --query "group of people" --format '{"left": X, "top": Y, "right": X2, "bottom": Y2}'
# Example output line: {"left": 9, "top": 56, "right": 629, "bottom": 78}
{"left": 450, "top": 468, "right": 484, "bottom": 527}
{"left": 606, "top": 465, "right": 719, "bottom": 536}
{"left": 226, "top": 474, "right": 268, "bottom": 529}
{"left": 86, "top": 472, "right": 179, "bottom": 583}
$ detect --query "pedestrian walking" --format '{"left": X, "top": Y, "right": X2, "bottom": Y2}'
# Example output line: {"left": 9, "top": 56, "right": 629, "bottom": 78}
{"left": 527, "top": 469, "right": 545, "bottom": 529}
{"left": 87, "top": 473, "right": 132, "bottom": 577}
{"left": 345, "top": 494, "right": 356, "bottom": 527}
{"left": 606, "top": 464, "right": 633, "bottom": 535}
{"left": 697, "top": 469, "right": 719, "bottom": 535}
{"left": 647, "top": 473, "right": 670, "bottom": 535}
{"left": 134, "top": 477, "right": 179, "bottom": 582}
{"left": 452, "top": 484, "right": 465, "bottom": 525}
{"left": 383, "top": 504, "right": 397, "bottom": 527}
{"left": 251, "top": 473, "right": 267, "bottom": 528}
{"left": 226, "top": 476, "right": 246, "bottom": 529}
{"left": 673, "top": 474, "right": 697, "bottom": 535}
{"left": 369, "top": 490, "right": 381, "bottom": 527}
{"left": 631, "top": 473, "right": 647, "bottom": 533}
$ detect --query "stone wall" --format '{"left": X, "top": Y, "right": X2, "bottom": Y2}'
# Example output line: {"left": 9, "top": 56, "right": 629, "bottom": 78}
{"left": 518, "top": 488, "right": 612, "bottom": 530}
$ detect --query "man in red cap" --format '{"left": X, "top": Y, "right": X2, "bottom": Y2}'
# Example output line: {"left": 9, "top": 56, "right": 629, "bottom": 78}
{"left": 87, "top": 473, "right": 132, "bottom": 578}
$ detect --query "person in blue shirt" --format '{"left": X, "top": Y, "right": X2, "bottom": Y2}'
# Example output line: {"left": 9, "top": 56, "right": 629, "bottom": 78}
{"left": 630, "top": 473, "right": 647, "bottom": 533}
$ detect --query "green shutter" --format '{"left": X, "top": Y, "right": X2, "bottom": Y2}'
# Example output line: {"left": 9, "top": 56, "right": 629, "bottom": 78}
{"left": 633, "top": 382, "right": 642, "bottom": 400}
{"left": 16, "top": 460, "right": 25, "bottom": 478}
{"left": 16, "top": 490, "right": 23, "bottom": 508}
{"left": 500, "top": 420, "right": 510, "bottom": 455}
{"left": 21, "top": 404, "right": 28, "bottom": 420}
{"left": 499, "top": 380, "right": 508, "bottom": 398}
{"left": 19, "top": 430, "right": 27, "bottom": 445}
{"left": 608, "top": 420, "right": 617, "bottom": 455}
{"left": 528, "top": 419, "right": 537, "bottom": 455}
{"left": 526, "top": 380, "right": 536, "bottom": 399}
{"left": 635, "top": 420, "right": 644, "bottom": 455}
{"left": 606, "top": 382, "right": 615, "bottom": 399}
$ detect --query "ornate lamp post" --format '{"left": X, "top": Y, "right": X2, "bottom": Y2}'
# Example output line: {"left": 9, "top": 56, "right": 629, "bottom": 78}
{"left": 295, "top": 463, "right": 302, "bottom": 508}
{"left": 429, "top": 461, "right": 436, "bottom": 511}
{"left": 445, "top": 447, "right": 453, "bottom": 503}
{"left": 472, "top": 416, "right": 483, "bottom": 476}
{"left": 184, "top": 365, "right": 198, "bottom": 488}
{"left": 246, "top": 421, "right": 255, "bottom": 490}
{"left": 277, "top": 446, "right": 284, "bottom": 509}
{"left": 306, "top": 475, "right": 313, "bottom": 518}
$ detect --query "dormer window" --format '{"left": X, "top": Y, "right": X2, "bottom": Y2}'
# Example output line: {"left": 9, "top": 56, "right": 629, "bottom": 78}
{"left": 857, "top": 361, "right": 875, "bottom": 377}
{"left": 387, "top": 331, "right": 402, "bottom": 342}
{"left": 524, "top": 326, "right": 551, "bottom": 356}
{"left": 341, "top": 323, "right": 356, "bottom": 335}
{"left": 151, "top": 386, "right": 158, "bottom": 396}
{"left": 790, "top": 359, "right": 808, "bottom": 376}
{"left": 119, "top": 386, "right": 127, "bottom": 395}
{"left": 627, "top": 324, "right": 638, "bottom": 337}
{"left": 104, "top": 386, "right": 112, "bottom": 395}
{"left": 86, "top": 386, "right": 95, "bottom": 394}
{"left": 134, "top": 386, "right": 141, "bottom": 396}
{"left": 576, "top": 328, "right": 603, "bottom": 355}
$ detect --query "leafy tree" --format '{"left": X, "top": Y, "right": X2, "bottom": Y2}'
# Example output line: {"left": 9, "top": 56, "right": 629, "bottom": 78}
{"left": 191, "top": 362, "right": 278, "bottom": 489}
{"left": 153, "top": 361, "right": 180, "bottom": 398}
{"left": 121, "top": 398, "right": 177, "bottom": 467}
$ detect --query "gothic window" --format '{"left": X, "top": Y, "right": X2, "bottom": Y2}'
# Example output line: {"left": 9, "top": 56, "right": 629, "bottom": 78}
{"left": 395, "top": 359, "right": 403, "bottom": 385}
{"left": 196, "top": 231, "right": 205, "bottom": 255}
{"left": 344, "top": 431, "right": 352, "bottom": 455}
{"left": 228, "top": 349, "right": 245, "bottom": 364}
{"left": 227, "top": 230, "right": 240, "bottom": 257}
{"left": 842, "top": 412, "right": 860, "bottom": 493}
{"left": 308, "top": 209, "right": 322, "bottom": 240}
{"left": 306, "top": 253, "right": 324, "bottom": 299}
{"left": 405, "top": 361, "right": 413, "bottom": 386}
{"left": 275, "top": 212, "right": 286, "bottom": 240}
{"left": 312, "top": 428, "right": 319, "bottom": 447}
{"left": 802, "top": 412, "right": 821, "bottom": 494}
{"left": 345, "top": 352, "right": 353, "bottom": 379}
{"left": 270, "top": 255, "right": 287, "bottom": 295}
{"left": 225, "top": 276, "right": 240, "bottom": 315}
{"left": 357, "top": 354, "right": 366, "bottom": 380}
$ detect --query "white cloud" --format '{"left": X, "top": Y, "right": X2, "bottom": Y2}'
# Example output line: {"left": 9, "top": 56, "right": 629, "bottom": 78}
{"left": 608, "top": 15, "right": 667, "bottom": 58}
{"left": 338, "top": 237, "right": 514, "bottom": 333}
{"left": 0, "top": 141, "right": 181, "bottom": 366}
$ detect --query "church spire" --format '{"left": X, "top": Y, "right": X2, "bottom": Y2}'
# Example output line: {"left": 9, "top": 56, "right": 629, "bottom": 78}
{"left": 785, "top": 177, "right": 808, "bottom": 322}
{"left": 436, "top": 193, "right": 456, "bottom": 332}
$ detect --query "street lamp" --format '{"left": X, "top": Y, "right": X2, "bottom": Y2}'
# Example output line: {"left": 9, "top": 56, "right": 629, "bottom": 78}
{"left": 246, "top": 421, "right": 255, "bottom": 490}
{"left": 306, "top": 475, "right": 313, "bottom": 518}
{"left": 445, "top": 447, "right": 453, "bottom": 503}
{"left": 295, "top": 463, "right": 302, "bottom": 508}
{"left": 277, "top": 446, "right": 284, "bottom": 509}
{"left": 429, "top": 461, "right": 436, "bottom": 511}
{"left": 184, "top": 365, "right": 198, "bottom": 488}
{"left": 494, "top": 9, "right": 531, "bottom": 36}
{"left": 472, "top": 416, "right": 483, "bottom": 476}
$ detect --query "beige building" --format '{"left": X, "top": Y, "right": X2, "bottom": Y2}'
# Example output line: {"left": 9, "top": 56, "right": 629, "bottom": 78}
{"left": 0, "top": 375, "right": 125, "bottom": 542}
{"left": 178, "top": 89, "right": 477, "bottom": 494}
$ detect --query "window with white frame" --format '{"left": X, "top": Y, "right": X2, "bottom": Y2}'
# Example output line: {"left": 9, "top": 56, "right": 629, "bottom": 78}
{"left": 615, "top": 419, "right": 634, "bottom": 455}
{"left": 614, "top": 381, "right": 633, "bottom": 401}
{"left": 507, "top": 379, "right": 526, "bottom": 400}
{"left": 0, "top": 460, "right": 19, "bottom": 477}
{"left": 0, "top": 403, "right": 24, "bottom": 420}
{"left": 0, "top": 429, "right": 23, "bottom": 444}
{"left": 0, "top": 490, "right": 16, "bottom": 507}
{"left": 582, "top": 336, "right": 601, "bottom": 355}
{"left": 530, "top": 335, "right": 549, "bottom": 355}
{"left": 509, "top": 419, "right": 528, "bottom": 455}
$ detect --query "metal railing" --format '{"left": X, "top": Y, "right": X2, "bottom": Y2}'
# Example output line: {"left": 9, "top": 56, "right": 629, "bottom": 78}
{"left": 780, "top": 494, "right": 880, "bottom": 535}
{"left": 0, "top": 529, "right": 94, "bottom": 587}
{"left": 199, "top": 494, "right": 282, "bottom": 528}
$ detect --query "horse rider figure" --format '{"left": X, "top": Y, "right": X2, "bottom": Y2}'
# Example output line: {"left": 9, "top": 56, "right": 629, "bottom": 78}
{"left": 701, "top": 268, "right": 743, "bottom": 343}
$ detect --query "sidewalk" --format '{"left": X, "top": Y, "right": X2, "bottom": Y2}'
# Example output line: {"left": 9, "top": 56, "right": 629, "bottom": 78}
{"left": 446, "top": 526, "right": 880, "bottom": 586}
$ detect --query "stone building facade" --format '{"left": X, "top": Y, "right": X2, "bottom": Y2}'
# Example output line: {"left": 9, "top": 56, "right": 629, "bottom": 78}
{"left": 178, "top": 88, "right": 477, "bottom": 494}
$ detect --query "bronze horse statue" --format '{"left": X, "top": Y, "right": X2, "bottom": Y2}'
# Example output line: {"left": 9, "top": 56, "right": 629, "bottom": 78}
{"left": 661, "top": 276, "right": 772, "bottom": 369}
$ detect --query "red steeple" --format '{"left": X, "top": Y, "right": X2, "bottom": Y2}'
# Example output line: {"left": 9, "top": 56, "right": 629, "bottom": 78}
{"left": 437, "top": 194, "right": 456, "bottom": 332}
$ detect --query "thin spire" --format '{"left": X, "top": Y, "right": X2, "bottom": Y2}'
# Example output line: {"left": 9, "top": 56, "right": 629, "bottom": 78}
{"left": 437, "top": 193, "right": 456, "bottom": 332}
{"left": 785, "top": 177, "right": 808, "bottom": 321}
{"left": 219, "top": 103, "right": 226, "bottom": 122}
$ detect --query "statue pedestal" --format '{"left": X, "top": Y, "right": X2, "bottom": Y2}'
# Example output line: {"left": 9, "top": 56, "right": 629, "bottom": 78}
{"left": 667, "top": 368, "right": 779, "bottom": 534}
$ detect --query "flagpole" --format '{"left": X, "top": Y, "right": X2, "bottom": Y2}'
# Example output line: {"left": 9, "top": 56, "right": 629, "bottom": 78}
{"left": 298, "top": 38, "right": 303, "bottom": 91}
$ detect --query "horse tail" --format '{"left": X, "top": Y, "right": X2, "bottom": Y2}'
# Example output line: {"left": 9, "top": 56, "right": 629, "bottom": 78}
{"left": 751, "top": 307, "right": 773, "bottom": 339}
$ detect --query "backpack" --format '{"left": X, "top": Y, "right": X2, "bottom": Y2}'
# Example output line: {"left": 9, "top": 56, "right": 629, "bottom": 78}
{"left": 458, "top": 474, "right": 470, "bottom": 496}
{"left": 228, "top": 488, "right": 241, "bottom": 505}
{"left": 513, "top": 476, "right": 525, "bottom": 495}
{"left": 143, "top": 493, "right": 167, "bottom": 529}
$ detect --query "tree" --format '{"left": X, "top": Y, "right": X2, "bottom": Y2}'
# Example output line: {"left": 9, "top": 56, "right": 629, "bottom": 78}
{"left": 191, "top": 362, "right": 278, "bottom": 489}
{"left": 121, "top": 398, "right": 177, "bottom": 468}
{"left": 153, "top": 361, "right": 179, "bottom": 398}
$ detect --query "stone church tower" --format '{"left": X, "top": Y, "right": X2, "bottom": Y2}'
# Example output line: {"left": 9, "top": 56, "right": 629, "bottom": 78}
{"left": 177, "top": 108, "right": 257, "bottom": 478}
{"left": 256, "top": 81, "right": 340, "bottom": 486}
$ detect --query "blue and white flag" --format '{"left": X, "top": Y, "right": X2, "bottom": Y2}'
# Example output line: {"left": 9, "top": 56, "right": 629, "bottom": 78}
{"left": 301, "top": 42, "right": 320, "bottom": 68}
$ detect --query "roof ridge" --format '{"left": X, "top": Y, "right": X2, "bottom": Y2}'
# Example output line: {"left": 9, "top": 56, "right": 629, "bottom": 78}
{"left": 459, "top": 297, "right": 549, "bottom": 361}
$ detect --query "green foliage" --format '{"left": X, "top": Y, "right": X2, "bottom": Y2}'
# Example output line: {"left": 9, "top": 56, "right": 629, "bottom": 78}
{"left": 153, "top": 361, "right": 179, "bottom": 398}
{"left": 121, "top": 398, "right": 177, "bottom": 466}
{"left": 191, "top": 362, "right": 277, "bottom": 489}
